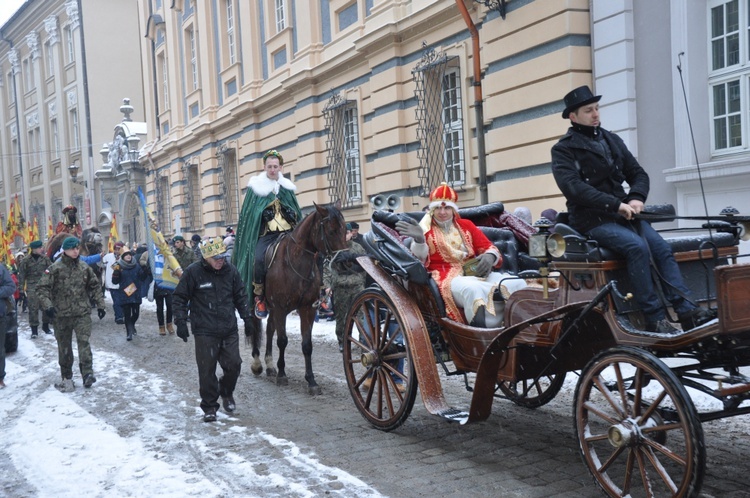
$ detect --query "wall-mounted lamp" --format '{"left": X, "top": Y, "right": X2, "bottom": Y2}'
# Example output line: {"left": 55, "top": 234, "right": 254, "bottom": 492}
{"left": 68, "top": 163, "right": 87, "bottom": 187}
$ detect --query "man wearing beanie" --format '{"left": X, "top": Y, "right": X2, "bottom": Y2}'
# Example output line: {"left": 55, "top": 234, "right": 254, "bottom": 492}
{"left": 173, "top": 237, "right": 253, "bottom": 422}
{"left": 18, "top": 240, "right": 52, "bottom": 337}
{"left": 37, "top": 237, "right": 107, "bottom": 392}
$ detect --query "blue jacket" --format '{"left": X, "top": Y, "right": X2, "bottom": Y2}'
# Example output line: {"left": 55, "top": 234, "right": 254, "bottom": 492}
{"left": 112, "top": 259, "right": 149, "bottom": 305}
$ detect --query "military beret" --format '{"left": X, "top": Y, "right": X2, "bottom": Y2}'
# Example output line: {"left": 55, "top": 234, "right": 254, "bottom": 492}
{"left": 62, "top": 237, "right": 80, "bottom": 250}
{"left": 172, "top": 235, "right": 185, "bottom": 242}
{"left": 30, "top": 240, "right": 43, "bottom": 249}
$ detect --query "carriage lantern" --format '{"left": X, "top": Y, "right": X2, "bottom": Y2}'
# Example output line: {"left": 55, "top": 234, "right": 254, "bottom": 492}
{"left": 529, "top": 218, "right": 564, "bottom": 299}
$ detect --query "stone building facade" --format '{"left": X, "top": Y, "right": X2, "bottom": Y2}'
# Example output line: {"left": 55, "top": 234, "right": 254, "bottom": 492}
{"left": 0, "top": 0, "right": 145, "bottom": 245}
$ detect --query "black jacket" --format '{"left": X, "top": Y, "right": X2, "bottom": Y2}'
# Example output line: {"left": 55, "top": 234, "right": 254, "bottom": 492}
{"left": 551, "top": 126, "right": 650, "bottom": 233}
{"left": 172, "top": 259, "right": 252, "bottom": 336}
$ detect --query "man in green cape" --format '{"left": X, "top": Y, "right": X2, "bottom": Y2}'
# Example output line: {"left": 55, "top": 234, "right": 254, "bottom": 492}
{"left": 233, "top": 150, "right": 302, "bottom": 318}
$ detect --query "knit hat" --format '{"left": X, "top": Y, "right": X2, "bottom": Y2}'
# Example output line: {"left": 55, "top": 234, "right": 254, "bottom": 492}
{"left": 199, "top": 237, "right": 227, "bottom": 259}
{"left": 172, "top": 235, "right": 185, "bottom": 243}
{"left": 62, "top": 237, "right": 80, "bottom": 250}
{"left": 191, "top": 234, "right": 202, "bottom": 243}
{"left": 30, "top": 240, "right": 43, "bottom": 249}
{"left": 114, "top": 241, "right": 125, "bottom": 249}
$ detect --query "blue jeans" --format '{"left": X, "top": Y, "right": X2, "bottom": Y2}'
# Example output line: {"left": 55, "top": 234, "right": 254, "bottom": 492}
{"left": 109, "top": 288, "right": 124, "bottom": 321}
{"left": 587, "top": 220, "right": 695, "bottom": 322}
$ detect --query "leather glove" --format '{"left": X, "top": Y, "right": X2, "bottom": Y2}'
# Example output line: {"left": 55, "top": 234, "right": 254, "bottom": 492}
{"left": 395, "top": 220, "right": 425, "bottom": 244}
{"left": 176, "top": 322, "right": 190, "bottom": 342}
{"left": 281, "top": 205, "right": 298, "bottom": 224}
{"left": 261, "top": 207, "right": 275, "bottom": 223}
{"left": 474, "top": 253, "right": 497, "bottom": 278}
{"left": 97, "top": 308, "right": 106, "bottom": 320}
{"left": 46, "top": 307, "right": 57, "bottom": 320}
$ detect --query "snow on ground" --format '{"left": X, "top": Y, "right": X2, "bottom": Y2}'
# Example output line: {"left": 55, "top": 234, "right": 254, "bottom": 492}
{"left": 0, "top": 296, "right": 380, "bottom": 498}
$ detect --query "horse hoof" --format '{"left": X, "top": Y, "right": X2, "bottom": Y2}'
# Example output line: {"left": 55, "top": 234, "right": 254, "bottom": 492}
{"left": 266, "top": 368, "right": 277, "bottom": 377}
{"left": 308, "top": 385, "right": 322, "bottom": 395}
{"left": 276, "top": 376, "right": 289, "bottom": 386}
{"left": 251, "top": 364, "right": 263, "bottom": 376}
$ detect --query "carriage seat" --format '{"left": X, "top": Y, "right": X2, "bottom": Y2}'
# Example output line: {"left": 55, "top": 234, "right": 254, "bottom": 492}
{"left": 552, "top": 205, "right": 738, "bottom": 263}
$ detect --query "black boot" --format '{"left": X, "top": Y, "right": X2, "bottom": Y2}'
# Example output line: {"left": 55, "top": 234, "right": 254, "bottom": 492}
{"left": 42, "top": 322, "right": 52, "bottom": 334}
{"left": 470, "top": 306, "right": 487, "bottom": 328}
{"left": 31, "top": 326, "right": 38, "bottom": 338}
{"left": 126, "top": 323, "right": 134, "bottom": 341}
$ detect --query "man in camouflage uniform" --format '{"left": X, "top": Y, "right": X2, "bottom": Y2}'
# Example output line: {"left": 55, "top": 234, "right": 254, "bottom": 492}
{"left": 37, "top": 237, "right": 107, "bottom": 392}
{"left": 323, "top": 223, "right": 367, "bottom": 351}
{"left": 18, "top": 240, "right": 52, "bottom": 338}
{"left": 172, "top": 235, "right": 197, "bottom": 271}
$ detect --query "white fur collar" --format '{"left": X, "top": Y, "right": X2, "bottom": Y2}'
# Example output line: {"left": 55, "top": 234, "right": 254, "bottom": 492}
{"left": 247, "top": 172, "right": 297, "bottom": 197}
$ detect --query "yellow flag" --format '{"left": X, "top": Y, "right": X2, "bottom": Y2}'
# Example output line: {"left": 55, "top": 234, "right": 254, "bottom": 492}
{"left": 108, "top": 213, "right": 119, "bottom": 252}
{"left": 47, "top": 216, "right": 54, "bottom": 241}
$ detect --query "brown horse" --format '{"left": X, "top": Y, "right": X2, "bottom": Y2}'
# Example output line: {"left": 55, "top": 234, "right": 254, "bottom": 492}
{"left": 247, "top": 203, "right": 347, "bottom": 394}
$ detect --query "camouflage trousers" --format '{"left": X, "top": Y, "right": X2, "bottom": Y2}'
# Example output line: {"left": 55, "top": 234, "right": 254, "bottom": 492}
{"left": 26, "top": 289, "right": 48, "bottom": 328}
{"left": 333, "top": 283, "right": 364, "bottom": 345}
{"left": 53, "top": 315, "right": 93, "bottom": 380}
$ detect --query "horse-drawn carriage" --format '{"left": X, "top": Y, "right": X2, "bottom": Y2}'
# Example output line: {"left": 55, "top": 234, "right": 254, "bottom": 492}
{"left": 342, "top": 202, "right": 750, "bottom": 497}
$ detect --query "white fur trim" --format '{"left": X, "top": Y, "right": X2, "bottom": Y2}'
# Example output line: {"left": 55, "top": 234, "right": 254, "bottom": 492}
{"left": 428, "top": 200, "right": 458, "bottom": 212}
{"left": 247, "top": 172, "right": 297, "bottom": 197}
{"left": 410, "top": 241, "right": 429, "bottom": 262}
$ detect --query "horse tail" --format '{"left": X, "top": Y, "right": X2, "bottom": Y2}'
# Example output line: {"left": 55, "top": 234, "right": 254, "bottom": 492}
{"left": 244, "top": 315, "right": 263, "bottom": 350}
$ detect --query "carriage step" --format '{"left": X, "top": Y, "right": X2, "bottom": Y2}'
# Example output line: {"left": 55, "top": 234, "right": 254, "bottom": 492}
{"left": 437, "top": 408, "right": 469, "bottom": 425}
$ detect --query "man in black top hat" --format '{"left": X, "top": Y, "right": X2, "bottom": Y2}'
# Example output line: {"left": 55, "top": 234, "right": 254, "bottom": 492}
{"left": 349, "top": 221, "right": 364, "bottom": 246}
{"left": 550, "top": 86, "right": 715, "bottom": 334}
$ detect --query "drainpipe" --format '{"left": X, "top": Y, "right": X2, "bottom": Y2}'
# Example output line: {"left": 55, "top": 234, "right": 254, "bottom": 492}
{"left": 456, "top": 0, "right": 488, "bottom": 205}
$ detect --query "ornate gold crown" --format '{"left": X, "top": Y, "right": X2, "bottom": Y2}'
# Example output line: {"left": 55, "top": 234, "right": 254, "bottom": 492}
{"left": 199, "top": 237, "right": 227, "bottom": 259}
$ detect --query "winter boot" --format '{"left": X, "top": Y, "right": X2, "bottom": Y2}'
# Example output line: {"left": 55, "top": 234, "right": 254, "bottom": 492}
{"left": 126, "top": 324, "right": 134, "bottom": 341}
{"left": 42, "top": 322, "right": 52, "bottom": 334}
{"left": 166, "top": 323, "right": 175, "bottom": 335}
{"left": 159, "top": 326, "right": 167, "bottom": 336}
{"left": 31, "top": 325, "right": 38, "bottom": 338}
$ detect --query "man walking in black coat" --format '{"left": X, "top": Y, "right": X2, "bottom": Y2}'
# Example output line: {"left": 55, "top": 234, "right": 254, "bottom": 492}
{"left": 172, "top": 237, "right": 253, "bottom": 422}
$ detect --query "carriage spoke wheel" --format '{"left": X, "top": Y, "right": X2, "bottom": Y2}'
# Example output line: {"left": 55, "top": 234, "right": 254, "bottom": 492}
{"left": 574, "top": 347, "right": 705, "bottom": 498}
{"left": 343, "top": 288, "right": 417, "bottom": 431}
{"left": 497, "top": 372, "right": 566, "bottom": 409}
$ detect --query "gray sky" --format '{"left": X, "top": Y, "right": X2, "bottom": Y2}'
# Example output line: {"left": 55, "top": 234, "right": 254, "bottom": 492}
{"left": 0, "top": 0, "right": 27, "bottom": 28}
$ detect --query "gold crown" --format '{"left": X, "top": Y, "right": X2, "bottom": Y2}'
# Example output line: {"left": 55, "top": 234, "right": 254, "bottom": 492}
{"left": 199, "top": 238, "right": 227, "bottom": 259}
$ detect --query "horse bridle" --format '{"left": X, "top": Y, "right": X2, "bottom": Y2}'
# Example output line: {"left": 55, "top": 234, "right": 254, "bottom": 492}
{"left": 285, "top": 212, "right": 338, "bottom": 282}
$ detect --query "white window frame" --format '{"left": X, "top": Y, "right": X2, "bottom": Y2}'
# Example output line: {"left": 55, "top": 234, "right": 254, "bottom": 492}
{"left": 70, "top": 108, "right": 80, "bottom": 151}
{"left": 187, "top": 26, "right": 198, "bottom": 90}
{"left": 45, "top": 40, "right": 55, "bottom": 78}
{"left": 275, "top": 0, "right": 286, "bottom": 33}
{"left": 708, "top": 0, "right": 750, "bottom": 153}
{"left": 441, "top": 67, "right": 465, "bottom": 185}
{"left": 65, "top": 26, "right": 75, "bottom": 64}
{"left": 23, "top": 57, "right": 34, "bottom": 93}
{"left": 159, "top": 54, "right": 169, "bottom": 109}
{"left": 343, "top": 105, "right": 362, "bottom": 202}
{"left": 226, "top": 0, "right": 236, "bottom": 65}
{"left": 51, "top": 118, "right": 59, "bottom": 159}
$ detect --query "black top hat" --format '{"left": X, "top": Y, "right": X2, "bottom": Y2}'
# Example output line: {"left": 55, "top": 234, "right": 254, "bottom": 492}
{"left": 562, "top": 85, "right": 601, "bottom": 119}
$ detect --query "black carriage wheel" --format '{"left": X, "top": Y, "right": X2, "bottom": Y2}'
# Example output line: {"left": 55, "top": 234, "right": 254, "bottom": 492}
{"left": 497, "top": 372, "right": 566, "bottom": 409}
{"left": 342, "top": 288, "right": 417, "bottom": 431}
{"left": 574, "top": 346, "right": 705, "bottom": 498}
